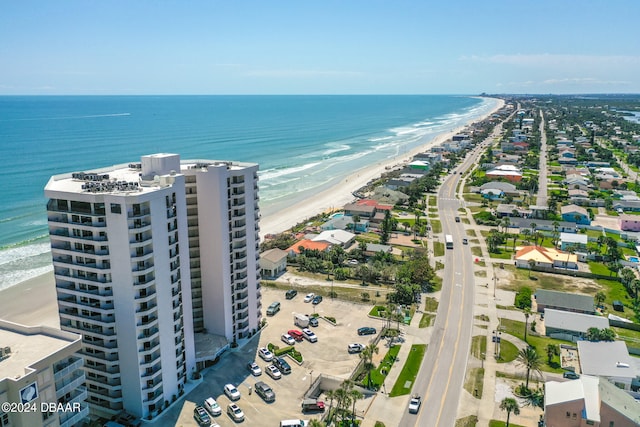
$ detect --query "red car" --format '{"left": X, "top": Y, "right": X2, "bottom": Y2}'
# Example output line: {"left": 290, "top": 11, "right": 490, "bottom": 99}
{"left": 287, "top": 329, "right": 304, "bottom": 341}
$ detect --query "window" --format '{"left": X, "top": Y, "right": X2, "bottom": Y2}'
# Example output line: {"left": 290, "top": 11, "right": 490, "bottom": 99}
{"left": 0, "top": 412, "right": 9, "bottom": 427}
{"left": 110, "top": 203, "right": 121, "bottom": 214}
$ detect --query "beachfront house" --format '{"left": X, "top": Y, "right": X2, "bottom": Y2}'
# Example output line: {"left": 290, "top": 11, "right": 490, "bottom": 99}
{"left": 534, "top": 289, "right": 595, "bottom": 315}
{"left": 286, "top": 239, "right": 331, "bottom": 256}
{"left": 544, "top": 375, "right": 640, "bottom": 427}
{"left": 312, "top": 229, "right": 356, "bottom": 248}
{"left": 561, "top": 204, "right": 591, "bottom": 225}
{"left": 320, "top": 215, "right": 369, "bottom": 233}
{"left": 259, "top": 248, "right": 288, "bottom": 279}
{"left": 543, "top": 309, "right": 610, "bottom": 342}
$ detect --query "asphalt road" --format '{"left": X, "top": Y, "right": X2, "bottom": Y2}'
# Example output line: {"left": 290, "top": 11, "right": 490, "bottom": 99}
{"left": 400, "top": 122, "right": 509, "bottom": 426}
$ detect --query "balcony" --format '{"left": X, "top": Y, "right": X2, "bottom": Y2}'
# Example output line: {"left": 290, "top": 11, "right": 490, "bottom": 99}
{"left": 54, "top": 357, "right": 84, "bottom": 380}
{"left": 128, "top": 208, "right": 151, "bottom": 218}
{"left": 136, "top": 315, "right": 158, "bottom": 327}
{"left": 138, "top": 327, "right": 159, "bottom": 340}
{"left": 55, "top": 372, "right": 85, "bottom": 397}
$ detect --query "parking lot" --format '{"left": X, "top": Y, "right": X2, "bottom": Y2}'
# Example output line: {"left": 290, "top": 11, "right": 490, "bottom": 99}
{"left": 167, "top": 286, "right": 379, "bottom": 426}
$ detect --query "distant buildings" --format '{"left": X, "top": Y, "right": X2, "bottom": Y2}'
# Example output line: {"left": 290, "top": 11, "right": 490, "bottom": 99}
{"left": 0, "top": 320, "right": 88, "bottom": 427}
{"left": 45, "top": 154, "right": 261, "bottom": 420}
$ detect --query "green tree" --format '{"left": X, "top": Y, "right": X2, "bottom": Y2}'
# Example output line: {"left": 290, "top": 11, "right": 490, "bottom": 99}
{"left": 308, "top": 420, "right": 325, "bottom": 427}
{"left": 349, "top": 388, "right": 363, "bottom": 420}
{"left": 360, "top": 343, "right": 379, "bottom": 389}
{"left": 499, "top": 397, "right": 520, "bottom": 427}
{"left": 586, "top": 327, "right": 601, "bottom": 341}
{"left": 620, "top": 267, "right": 636, "bottom": 290}
{"left": 546, "top": 344, "right": 559, "bottom": 364}
{"left": 523, "top": 308, "right": 531, "bottom": 343}
{"left": 594, "top": 291, "right": 606, "bottom": 309}
{"left": 516, "top": 346, "right": 543, "bottom": 390}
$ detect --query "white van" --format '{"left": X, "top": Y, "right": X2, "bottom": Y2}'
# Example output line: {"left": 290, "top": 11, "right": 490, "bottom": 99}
{"left": 280, "top": 420, "right": 308, "bottom": 427}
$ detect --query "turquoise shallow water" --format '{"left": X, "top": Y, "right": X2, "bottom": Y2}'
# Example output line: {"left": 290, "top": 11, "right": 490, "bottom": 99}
{"left": 0, "top": 95, "right": 498, "bottom": 289}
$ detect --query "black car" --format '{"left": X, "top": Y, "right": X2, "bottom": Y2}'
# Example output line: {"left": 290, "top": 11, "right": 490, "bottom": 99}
{"left": 255, "top": 381, "right": 276, "bottom": 402}
{"left": 273, "top": 357, "right": 291, "bottom": 374}
{"left": 563, "top": 371, "right": 580, "bottom": 380}
{"left": 357, "top": 327, "right": 377, "bottom": 336}
{"left": 312, "top": 295, "right": 323, "bottom": 305}
{"left": 193, "top": 406, "right": 211, "bottom": 426}
{"left": 285, "top": 289, "right": 297, "bottom": 299}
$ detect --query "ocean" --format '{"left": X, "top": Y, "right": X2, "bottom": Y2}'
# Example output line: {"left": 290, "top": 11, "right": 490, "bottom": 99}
{"left": 0, "top": 95, "right": 499, "bottom": 290}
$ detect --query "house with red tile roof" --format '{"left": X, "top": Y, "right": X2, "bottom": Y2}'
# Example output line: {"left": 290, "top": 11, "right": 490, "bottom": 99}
{"left": 286, "top": 239, "right": 331, "bottom": 256}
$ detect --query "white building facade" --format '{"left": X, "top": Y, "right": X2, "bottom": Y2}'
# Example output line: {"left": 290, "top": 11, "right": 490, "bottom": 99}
{"left": 45, "top": 153, "right": 261, "bottom": 420}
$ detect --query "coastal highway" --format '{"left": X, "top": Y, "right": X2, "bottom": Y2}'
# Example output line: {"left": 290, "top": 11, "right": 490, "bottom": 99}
{"left": 400, "top": 125, "right": 506, "bottom": 426}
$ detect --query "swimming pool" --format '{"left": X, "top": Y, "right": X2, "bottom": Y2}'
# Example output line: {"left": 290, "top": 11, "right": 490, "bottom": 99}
{"left": 331, "top": 213, "right": 344, "bottom": 219}
{"left": 628, "top": 256, "right": 639, "bottom": 263}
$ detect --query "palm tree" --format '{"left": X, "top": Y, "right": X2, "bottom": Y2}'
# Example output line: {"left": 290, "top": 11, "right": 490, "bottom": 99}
{"left": 308, "top": 420, "right": 325, "bottom": 427}
{"left": 500, "top": 397, "right": 520, "bottom": 427}
{"left": 511, "top": 232, "right": 519, "bottom": 253}
{"left": 325, "top": 389, "right": 336, "bottom": 416}
{"left": 586, "top": 327, "right": 601, "bottom": 341}
{"left": 546, "top": 344, "right": 559, "bottom": 365}
{"left": 631, "top": 279, "right": 640, "bottom": 305}
{"left": 333, "top": 387, "right": 351, "bottom": 423}
{"left": 360, "top": 343, "right": 379, "bottom": 389}
{"left": 600, "top": 328, "right": 616, "bottom": 342}
{"left": 528, "top": 259, "right": 536, "bottom": 278}
{"left": 620, "top": 268, "right": 636, "bottom": 290}
{"left": 349, "top": 388, "right": 363, "bottom": 420}
{"left": 521, "top": 228, "right": 531, "bottom": 245}
{"left": 516, "top": 346, "right": 543, "bottom": 390}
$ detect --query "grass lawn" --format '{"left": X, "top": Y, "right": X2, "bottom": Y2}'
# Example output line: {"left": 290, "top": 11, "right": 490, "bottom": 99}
{"left": 431, "top": 219, "right": 442, "bottom": 234}
{"left": 471, "top": 335, "right": 487, "bottom": 359}
{"left": 463, "top": 368, "right": 484, "bottom": 399}
{"left": 488, "top": 250, "right": 513, "bottom": 260}
{"left": 475, "top": 270, "right": 487, "bottom": 277}
{"left": 389, "top": 344, "right": 427, "bottom": 396}
{"left": 435, "top": 261, "right": 444, "bottom": 271}
{"left": 455, "top": 416, "right": 478, "bottom": 427}
{"left": 489, "top": 421, "right": 526, "bottom": 427}
{"left": 369, "top": 305, "right": 386, "bottom": 317}
{"left": 471, "top": 246, "right": 483, "bottom": 257}
{"left": 366, "top": 345, "right": 402, "bottom": 389}
{"left": 467, "top": 229, "right": 477, "bottom": 237}
{"left": 434, "top": 241, "right": 445, "bottom": 257}
{"left": 499, "top": 318, "right": 567, "bottom": 373}
{"left": 419, "top": 313, "right": 435, "bottom": 328}
{"left": 424, "top": 297, "right": 439, "bottom": 312}
{"left": 498, "top": 264, "right": 602, "bottom": 294}
{"left": 495, "top": 339, "right": 519, "bottom": 363}
{"left": 464, "top": 193, "right": 484, "bottom": 203}
{"left": 588, "top": 261, "right": 617, "bottom": 277}
{"left": 585, "top": 229, "right": 604, "bottom": 239}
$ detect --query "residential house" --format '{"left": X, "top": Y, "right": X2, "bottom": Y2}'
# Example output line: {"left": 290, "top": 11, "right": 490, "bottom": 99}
{"left": 286, "top": 239, "right": 331, "bottom": 256}
{"left": 545, "top": 375, "right": 640, "bottom": 427}
{"left": 321, "top": 215, "right": 369, "bottom": 233}
{"left": 561, "top": 205, "right": 591, "bottom": 225}
{"left": 578, "top": 341, "right": 640, "bottom": 392}
{"left": 544, "top": 309, "right": 610, "bottom": 341}
{"left": 528, "top": 205, "right": 550, "bottom": 220}
{"left": 515, "top": 246, "right": 578, "bottom": 270}
{"left": 343, "top": 203, "right": 376, "bottom": 219}
{"left": 407, "top": 160, "right": 430, "bottom": 171}
{"left": 481, "top": 188, "right": 504, "bottom": 200}
{"left": 559, "top": 232, "right": 588, "bottom": 252}
{"left": 567, "top": 189, "right": 590, "bottom": 206}
{"left": 534, "top": 289, "right": 595, "bottom": 315}
{"left": 619, "top": 214, "right": 640, "bottom": 232}
{"left": 364, "top": 243, "right": 393, "bottom": 257}
{"left": 259, "top": 248, "right": 288, "bottom": 279}
{"left": 479, "top": 182, "right": 519, "bottom": 196}
{"left": 485, "top": 164, "right": 523, "bottom": 183}
{"left": 495, "top": 203, "right": 520, "bottom": 217}
{"left": 311, "top": 229, "right": 356, "bottom": 248}
{"left": 613, "top": 200, "right": 640, "bottom": 213}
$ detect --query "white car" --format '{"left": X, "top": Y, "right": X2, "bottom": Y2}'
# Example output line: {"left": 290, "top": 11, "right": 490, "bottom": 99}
{"left": 266, "top": 364, "right": 282, "bottom": 380}
{"left": 281, "top": 333, "right": 295, "bottom": 346}
{"left": 348, "top": 343, "right": 365, "bottom": 354}
{"left": 227, "top": 403, "right": 245, "bottom": 422}
{"left": 204, "top": 397, "right": 222, "bottom": 416}
{"left": 223, "top": 383, "right": 241, "bottom": 401}
{"left": 408, "top": 394, "right": 421, "bottom": 414}
{"left": 247, "top": 362, "right": 262, "bottom": 376}
{"left": 303, "top": 293, "right": 315, "bottom": 303}
{"left": 258, "top": 347, "right": 274, "bottom": 362}
{"left": 302, "top": 328, "right": 317, "bottom": 343}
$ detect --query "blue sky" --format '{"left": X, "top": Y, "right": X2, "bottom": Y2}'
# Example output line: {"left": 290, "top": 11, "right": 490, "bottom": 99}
{"left": 1, "top": 1, "right": 639, "bottom": 95}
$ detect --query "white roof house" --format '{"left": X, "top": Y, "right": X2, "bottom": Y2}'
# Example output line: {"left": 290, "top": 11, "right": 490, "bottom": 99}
{"left": 578, "top": 341, "right": 640, "bottom": 391}
{"left": 312, "top": 229, "right": 356, "bottom": 248}
{"left": 545, "top": 375, "right": 601, "bottom": 423}
{"left": 544, "top": 309, "right": 609, "bottom": 340}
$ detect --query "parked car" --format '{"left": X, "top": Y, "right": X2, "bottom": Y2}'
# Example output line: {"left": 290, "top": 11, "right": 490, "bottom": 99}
{"left": 358, "top": 327, "right": 377, "bottom": 336}
{"left": 266, "top": 364, "right": 282, "bottom": 380}
{"left": 204, "top": 397, "right": 222, "bottom": 417}
{"left": 408, "top": 395, "right": 422, "bottom": 414}
{"left": 227, "top": 403, "right": 245, "bottom": 422}
{"left": 302, "top": 328, "right": 317, "bottom": 343}
{"left": 255, "top": 381, "right": 275, "bottom": 402}
{"left": 287, "top": 329, "right": 304, "bottom": 341}
{"left": 303, "top": 293, "right": 315, "bottom": 303}
{"left": 348, "top": 343, "right": 365, "bottom": 353}
{"left": 266, "top": 301, "right": 281, "bottom": 316}
{"left": 308, "top": 316, "right": 319, "bottom": 327}
{"left": 281, "top": 333, "right": 295, "bottom": 345}
{"left": 312, "top": 295, "right": 323, "bottom": 305}
{"left": 223, "top": 384, "right": 241, "bottom": 401}
{"left": 285, "top": 289, "right": 298, "bottom": 299}
{"left": 247, "top": 362, "right": 262, "bottom": 376}
{"left": 273, "top": 357, "right": 291, "bottom": 374}
{"left": 258, "top": 347, "right": 274, "bottom": 362}
{"left": 301, "top": 398, "right": 325, "bottom": 412}
{"left": 563, "top": 371, "right": 580, "bottom": 379}
{"left": 194, "top": 405, "right": 211, "bottom": 426}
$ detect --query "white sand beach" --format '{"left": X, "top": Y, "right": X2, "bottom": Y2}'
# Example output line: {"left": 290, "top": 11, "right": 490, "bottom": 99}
{"left": 0, "top": 98, "right": 504, "bottom": 328}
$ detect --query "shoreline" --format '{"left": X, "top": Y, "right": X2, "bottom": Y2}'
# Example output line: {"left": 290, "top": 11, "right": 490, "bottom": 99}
{"left": 259, "top": 97, "right": 505, "bottom": 237}
{"left": 0, "top": 97, "right": 505, "bottom": 328}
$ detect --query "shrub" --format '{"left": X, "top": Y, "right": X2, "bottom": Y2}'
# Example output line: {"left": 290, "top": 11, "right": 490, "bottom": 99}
{"left": 324, "top": 316, "right": 336, "bottom": 324}
{"left": 274, "top": 345, "right": 293, "bottom": 356}
{"left": 515, "top": 287, "right": 532, "bottom": 309}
